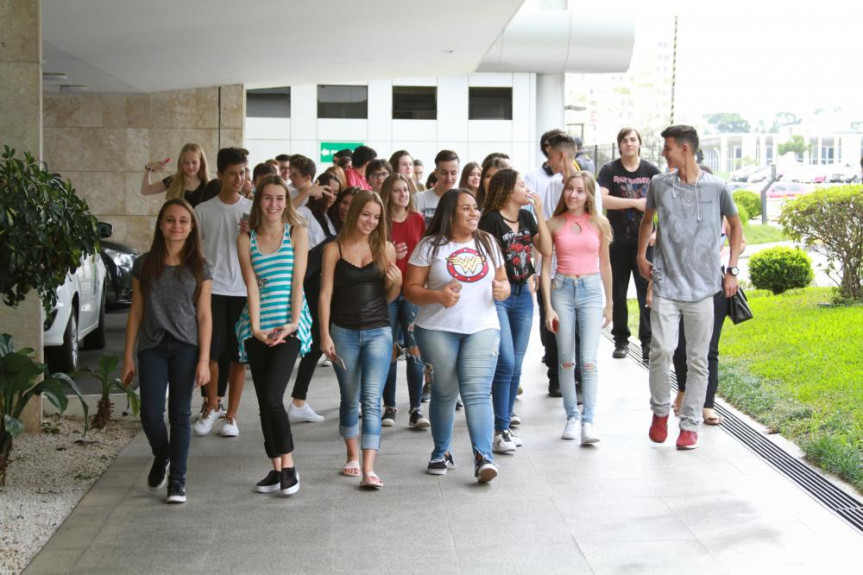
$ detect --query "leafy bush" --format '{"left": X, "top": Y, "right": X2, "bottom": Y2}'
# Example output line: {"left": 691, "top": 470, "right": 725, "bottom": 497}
{"left": 74, "top": 354, "right": 139, "bottom": 430}
{"left": 733, "top": 189, "right": 761, "bottom": 221}
{"left": 736, "top": 206, "right": 749, "bottom": 224}
{"left": 749, "top": 246, "right": 813, "bottom": 294}
{"left": 0, "top": 146, "right": 100, "bottom": 311}
{"left": 779, "top": 185, "right": 863, "bottom": 302}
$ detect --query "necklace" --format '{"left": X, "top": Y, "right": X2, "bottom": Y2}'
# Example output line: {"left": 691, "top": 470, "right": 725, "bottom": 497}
{"left": 501, "top": 215, "right": 519, "bottom": 224}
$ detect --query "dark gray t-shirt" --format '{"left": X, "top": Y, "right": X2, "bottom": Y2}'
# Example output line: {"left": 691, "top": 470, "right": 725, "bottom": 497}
{"left": 131, "top": 253, "right": 212, "bottom": 352}
{"left": 646, "top": 171, "right": 737, "bottom": 302}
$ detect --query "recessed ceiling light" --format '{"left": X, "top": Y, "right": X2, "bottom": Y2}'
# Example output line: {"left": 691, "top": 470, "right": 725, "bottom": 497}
{"left": 59, "top": 84, "right": 88, "bottom": 93}
{"left": 42, "top": 72, "right": 68, "bottom": 81}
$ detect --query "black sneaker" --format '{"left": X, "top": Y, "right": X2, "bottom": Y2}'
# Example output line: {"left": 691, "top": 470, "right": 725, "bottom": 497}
{"left": 548, "top": 384, "right": 562, "bottom": 398}
{"left": 381, "top": 407, "right": 397, "bottom": 427}
{"left": 166, "top": 481, "right": 186, "bottom": 504}
{"left": 474, "top": 456, "right": 499, "bottom": 483}
{"left": 641, "top": 345, "right": 650, "bottom": 363}
{"left": 147, "top": 457, "right": 169, "bottom": 491}
{"left": 255, "top": 469, "right": 281, "bottom": 493}
{"left": 455, "top": 399, "right": 463, "bottom": 411}
{"left": 408, "top": 408, "right": 430, "bottom": 429}
{"left": 613, "top": 342, "right": 628, "bottom": 358}
{"left": 427, "top": 457, "right": 448, "bottom": 475}
{"left": 444, "top": 451, "right": 456, "bottom": 469}
{"left": 280, "top": 467, "right": 300, "bottom": 496}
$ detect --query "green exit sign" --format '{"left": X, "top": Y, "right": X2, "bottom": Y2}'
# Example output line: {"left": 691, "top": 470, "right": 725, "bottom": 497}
{"left": 320, "top": 142, "right": 363, "bottom": 164}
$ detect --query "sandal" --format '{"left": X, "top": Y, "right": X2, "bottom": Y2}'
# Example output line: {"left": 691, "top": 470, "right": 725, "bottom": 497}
{"left": 341, "top": 460, "right": 360, "bottom": 477}
{"left": 703, "top": 410, "right": 724, "bottom": 426}
{"left": 359, "top": 472, "right": 383, "bottom": 489}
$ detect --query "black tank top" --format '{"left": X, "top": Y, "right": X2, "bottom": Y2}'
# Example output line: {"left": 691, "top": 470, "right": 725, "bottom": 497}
{"left": 331, "top": 243, "right": 390, "bottom": 330}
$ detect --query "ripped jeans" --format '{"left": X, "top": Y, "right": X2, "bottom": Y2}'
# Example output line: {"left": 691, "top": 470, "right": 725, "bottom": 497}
{"left": 382, "top": 294, "right": 423, "bottom": 411}
{"left": 550, "top": 273, "right": 604, "bottom": 423}
{"left": 414, "top": 326, "right": 500, "bottom": 462}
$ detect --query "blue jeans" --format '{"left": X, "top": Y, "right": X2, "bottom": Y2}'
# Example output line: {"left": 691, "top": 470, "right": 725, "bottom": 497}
{"left": 331, "top": 324, "right": 392, "bottom": 451}
{"left": 550, "top": 274, "right": 604, "bottom": 423}
{"left": 492, "top": 283, "right": 534, "bottom": 431}
{"left": 137, "top": 334, "right": 197, "bottom": 484}
{"left": 414, "top": 326, "right": 499, "bottom": 461}
{"left": 382, "top": 294, "right": 423, "bottom": 410}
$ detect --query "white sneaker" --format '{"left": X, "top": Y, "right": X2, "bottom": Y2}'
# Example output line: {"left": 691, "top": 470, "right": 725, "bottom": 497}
{"left": 509, "top": 429, "right": 523, "bottom": 447}
{"left": 317, "top": 356, "right": 332, "bottom": 367}
{"left": 289, "top": 403, "right": 324, "bottom": 423}
{"left": 581, "top": 423, "right": 600, "bottom": 445}
{"left": 220, "top": 417, "right": 239, "bottom": 437}
{"left": 493, "top": 430, "right": 517, "bottom": 454}
{"left": 216, "top": 401, "right": 227, "bottom": 419}
{"left": 194, "top": 408, "right": 219, "bottom": 436}
{"left": 562, "top": 417, "right": 579, "bottom": 440}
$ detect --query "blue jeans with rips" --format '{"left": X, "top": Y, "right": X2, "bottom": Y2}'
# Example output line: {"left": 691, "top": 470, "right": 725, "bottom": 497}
{"left": 382, "top": 294, "right": 423, "bottom": 411}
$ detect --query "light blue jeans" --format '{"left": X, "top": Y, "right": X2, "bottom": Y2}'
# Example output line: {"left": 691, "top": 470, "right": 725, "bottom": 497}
{"left": 550, "top": 273, "right": 604, "bottom": 423}
{"left": 331, "top": 324, "right": 392, "bottom": 451}
{"left": 414, "top": 326, "right": 500, "bottom": 462}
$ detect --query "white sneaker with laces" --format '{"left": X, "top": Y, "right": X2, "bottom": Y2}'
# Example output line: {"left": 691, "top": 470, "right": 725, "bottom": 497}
{"left": 493, "top": 430, "right": 517, "bottom": 454}
{"left": 194, "top": 408, "right": 219, "bottom": 436}
{"left": 220, "top": 417, "right": 239, "bottom": 437}
{"left": 288, "top": 403, "right": 325, "bottom": 423}
{"left": 509, "top": 430, "right": 523, "bottom": 447}
{"left": 581, "top": 423, "right": 600, "bottom": 445}
{"left": 562, "top": 417, "right": 579, "bottom": 440}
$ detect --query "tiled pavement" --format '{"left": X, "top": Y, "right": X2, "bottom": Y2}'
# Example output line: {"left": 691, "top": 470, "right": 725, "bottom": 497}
{"left": 25, "top": 319, "right": 860, "bottom": 574}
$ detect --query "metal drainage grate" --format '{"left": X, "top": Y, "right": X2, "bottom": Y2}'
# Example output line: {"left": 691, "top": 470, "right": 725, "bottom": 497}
{"left": 602, "top": 329, "right": 863, "bottom": 533}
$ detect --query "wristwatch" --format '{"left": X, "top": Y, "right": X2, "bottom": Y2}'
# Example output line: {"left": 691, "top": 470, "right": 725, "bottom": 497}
{"left": 726, "top": 266, "right": 739, "bottom": 276}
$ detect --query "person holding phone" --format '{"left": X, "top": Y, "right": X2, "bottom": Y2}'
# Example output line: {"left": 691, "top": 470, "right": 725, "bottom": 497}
{"left": 479, "top": 169, "right": 551, "bottom": 453}
{"left": 542, "top": 172, "right": 612, "bottom": 444}
{"left": 234, "top": 175, "right": 313, "bottom": 496}
{"left": 122, "top": 199, "right": 212, "bottom": 504}
{"left": 319, "top": 190, "right": 401, "bottom": 489}
{"left": 405, "top": 189, "right": 510, "bottom": 483}
{"left": 141, "top": 143, "right": 210, "bottom": 207}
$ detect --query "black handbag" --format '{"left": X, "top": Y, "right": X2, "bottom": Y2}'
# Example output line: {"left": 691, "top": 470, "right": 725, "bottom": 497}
{"left": 727, "top": 287, "right": 753, "bottom": 324}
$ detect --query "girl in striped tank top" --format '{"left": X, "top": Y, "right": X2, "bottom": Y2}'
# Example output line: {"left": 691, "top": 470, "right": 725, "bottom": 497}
{"left": 235, "top": 175, "right": 313, "bottom": 497}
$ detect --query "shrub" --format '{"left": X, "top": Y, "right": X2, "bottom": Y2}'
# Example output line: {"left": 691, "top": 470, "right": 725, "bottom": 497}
{"left": 733, "top": 189, "right": 761, "bottom": 221}
{"left": 736, "top": 206, "right": 749, "bottom": 224}
{"left": 779, "top": 185, "right": 862, "bottom": 302}
{"left": 748, "top": 246, "right": 813, "bottom": 294}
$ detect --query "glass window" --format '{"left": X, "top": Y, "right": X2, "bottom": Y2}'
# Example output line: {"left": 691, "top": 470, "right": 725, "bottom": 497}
{"left": 392, "top": 86, "right": 437, "bottom": 120}
{"left": 246, "top": 87, "right": 291, "bottom": 118}
{"left": 469, "top": 87, "right": 512, "bottom": 120}
{"left": 318, "top": 85, "right": 368, "bottom": 119}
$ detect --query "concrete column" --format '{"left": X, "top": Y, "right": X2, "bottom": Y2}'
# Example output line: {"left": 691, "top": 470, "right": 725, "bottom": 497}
{"left": 536, "top": 73, "right": 565, "bottom": 141}
{"left": 0, "top": 0, "right": 43, "bottom": 431}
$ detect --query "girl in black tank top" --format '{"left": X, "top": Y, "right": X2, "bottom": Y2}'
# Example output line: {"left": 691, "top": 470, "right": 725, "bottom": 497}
{"left": 318, "top": 191, "right": 402, "bottom": 490}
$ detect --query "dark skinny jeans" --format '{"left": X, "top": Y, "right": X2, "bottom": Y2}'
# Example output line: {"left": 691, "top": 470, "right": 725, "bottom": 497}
{"left": 246, "top": 336, "right": 301, "bottom": 459}
{"left": 292, "top": 289, "right": 322, "bottom": 401}
{"left": 610, "top": 242, "right": 652, "bottom": 347}
{"left": 138, "top": 333, "right": 197, "bottom": 484}
{"left": 673, "top": 289, "right": 728, "bottom": 409}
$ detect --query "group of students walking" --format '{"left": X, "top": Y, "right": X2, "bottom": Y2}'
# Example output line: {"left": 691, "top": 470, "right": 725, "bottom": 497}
{"left": 122, "top": 123, "right": 742, "bottom": 503}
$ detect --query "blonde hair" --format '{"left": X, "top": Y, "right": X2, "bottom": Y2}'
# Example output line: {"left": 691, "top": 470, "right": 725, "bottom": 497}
{"left": 248, "top": 175, "right": 306, "bottom": 231}
{"left": 553, "top": 171, "right": 612, "bottom": 243}
{"left": 165, "top": 144, "right": 209, "bottom": 200}
{"left": 339, "top": 190, "right": 389, "bottom": 274}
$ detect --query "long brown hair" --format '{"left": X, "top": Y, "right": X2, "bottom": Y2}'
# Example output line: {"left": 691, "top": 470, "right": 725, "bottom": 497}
{"left": 482, "top": 168, "right": 518, "bottom": 213}
{"left": 423, "top": 189, "right": 497, "bottom": 263}
{"left": 248, "top": 175, "right": 305, "bottom": 231}
{"left": 139, "top": 198, "right": 207, "bottom": 299}
{"left": 165, "top": 144, "right": 209, "bottom": 200}
{"left": 339, "top": 189, "right": 389, "bottom": 273}
{"left": 552, "top": 172, "right": 612, "bottom": 242}
{"left": 477, "top": 157, "right": 510, "bottom": 209}
{"left": 379, "top": 173, "right": 416, "bottom": 230}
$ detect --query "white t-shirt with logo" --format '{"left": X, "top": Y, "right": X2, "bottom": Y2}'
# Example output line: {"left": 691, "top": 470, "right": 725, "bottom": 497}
{"left": 409, "top": 236, "right": 503, "bottom": 334}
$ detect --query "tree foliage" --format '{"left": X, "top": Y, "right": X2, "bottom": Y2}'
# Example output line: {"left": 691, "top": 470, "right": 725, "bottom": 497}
{"left": 704, "top": 112, "right": 751, "bottom": 133}
{"left": 777, "top": 135, "right": 806, "bottom": 157}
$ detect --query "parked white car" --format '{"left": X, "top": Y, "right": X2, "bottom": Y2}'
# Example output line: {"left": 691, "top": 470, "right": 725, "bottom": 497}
{"left": 43, "top": 253, "right": 108, "bottom": 373}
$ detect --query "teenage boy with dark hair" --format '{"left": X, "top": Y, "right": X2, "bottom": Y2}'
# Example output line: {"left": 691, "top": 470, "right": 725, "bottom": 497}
{"left": 639, "top": 124, "right": 741, "bottom": 450}
{"left": 253, "top": 162, "right": 277, "bottom": 191}
{"left": 194, "top": 147, "right": 253, "bottom": 438}
{"left": 345, "top": 145, "right": 376, "bottom": 190}
{"left": 275, "top": 154, "right": 291, "bottom": 181}
{"left": 334, "top": 148, "right": 353, "bottom": 170}
{"left": 413, "top": 159, "right": 426, "bottom": 191}
{"left": 414, "top": 150, "right": 459, "bottom": 226}
{"left": 288, "top": 154, "right": 326, "bottom": 208}
{"left": 365, "top": 159, "right": 392, "bottom": 193}
{"left": 598, "top": 127, "right": 661, "bottom": 362}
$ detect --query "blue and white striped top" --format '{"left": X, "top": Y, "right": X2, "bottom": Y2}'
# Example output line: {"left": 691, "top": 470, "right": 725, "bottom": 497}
{"left": 235, "top": 225, "right": 313, "bottom": 361}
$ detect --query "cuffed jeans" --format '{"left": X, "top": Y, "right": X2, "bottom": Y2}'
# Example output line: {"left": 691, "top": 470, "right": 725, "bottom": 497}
{"left": 674, "top": 290, "right": 728, "bottom": 409}
{"left": 245, "top": 336, "right": 300, "bottom": 459}
{"left": 331, "top": 324, "right": 392, "bottom": 451}
{"left": 138, "top": 334, "right": 197, "bottom": 484}
{"left": 610, "top": 242, "right": 652, "bottom": 347}
{"left": 415, "top": 326, "right": 499, "bottom": 462}
{"left": 492, "top": 283, "right": 533, "bottom": 431}
{"left": 649, "top": 295, "right": 714, "bottom": 430}
{"left": 550, "top": 274, "right": 604, "bottom": 423}
{"left": 383, "top": 294, "right": 423, "bottom": 410}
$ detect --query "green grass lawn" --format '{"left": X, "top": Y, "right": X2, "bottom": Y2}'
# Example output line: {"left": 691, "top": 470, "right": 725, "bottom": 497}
{"left": 627, "top": 288, "right": 862, "bottom": 491}
{"left": 741, "top": 222, "right": 788, "bottom": 244}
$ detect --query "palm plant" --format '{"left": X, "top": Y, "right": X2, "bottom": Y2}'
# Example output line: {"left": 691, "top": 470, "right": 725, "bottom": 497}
{"left": 73, "top": 353, "right": 139, "bottom": 430}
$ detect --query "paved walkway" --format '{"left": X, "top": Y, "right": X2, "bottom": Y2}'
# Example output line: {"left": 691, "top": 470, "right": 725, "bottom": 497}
{"left": 26, "top": 319, "right": 860, "bottom": 574}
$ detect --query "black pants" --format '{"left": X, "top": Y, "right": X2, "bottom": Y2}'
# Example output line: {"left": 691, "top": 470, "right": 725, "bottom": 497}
{"left": 246, "top": 336, "right": 301, "bottom": 459}
{"left": 673, "top": 290, "right": 727, "bottom": 409}
{"left": 610, "top": 242, "right": 652, "bottom": 348}
{"left": 201, "top": 294, "right": 246, "bottom": 398}
{"left": 292, "top": 292, "right": 322, "bottom": 401}
{"left": 537, "top": 281, "right": 581, "bottom": 388}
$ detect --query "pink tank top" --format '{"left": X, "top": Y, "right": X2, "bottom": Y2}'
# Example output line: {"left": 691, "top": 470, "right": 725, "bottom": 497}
{"left": 553, "top": 212, "right": 600, "bottom": 276}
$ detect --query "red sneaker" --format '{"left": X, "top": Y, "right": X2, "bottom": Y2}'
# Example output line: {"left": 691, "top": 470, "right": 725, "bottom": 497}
{"left": 676, "top": 430, "right": 699, "bottom": 450}
{"left": 648, "top": 414, "right": 669, "bottom": 443}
